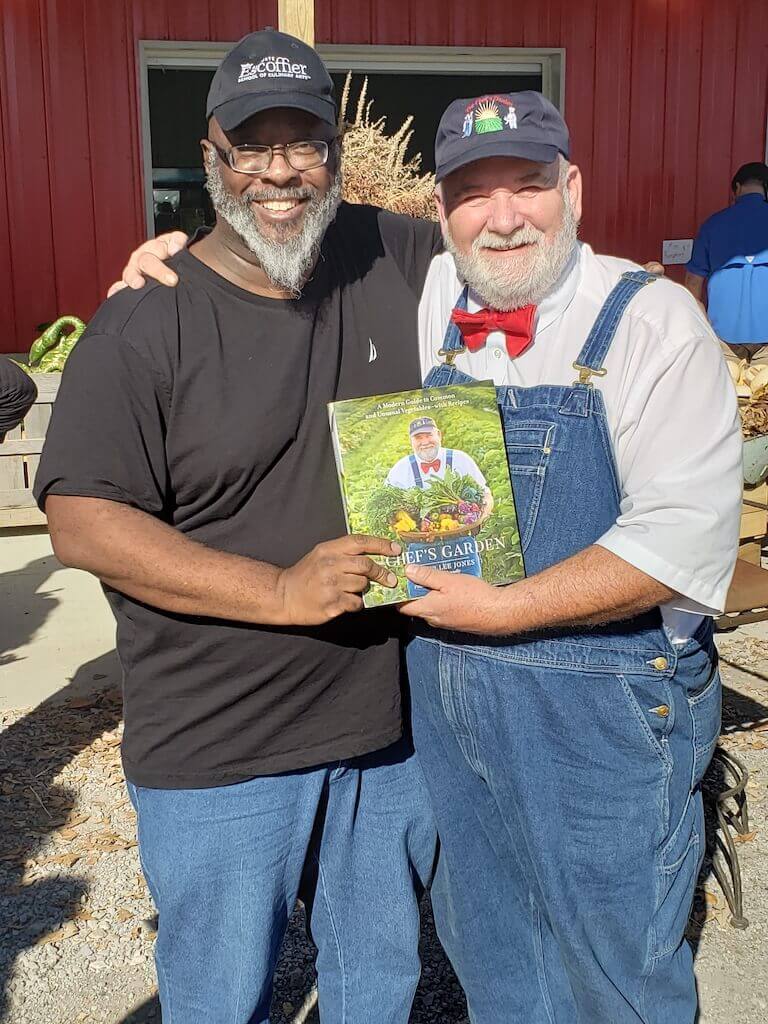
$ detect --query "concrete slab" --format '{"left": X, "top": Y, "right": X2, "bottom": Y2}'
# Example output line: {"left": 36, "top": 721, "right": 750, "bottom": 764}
{"left": 0, "top": 527, "right": 119, "bottom": 710}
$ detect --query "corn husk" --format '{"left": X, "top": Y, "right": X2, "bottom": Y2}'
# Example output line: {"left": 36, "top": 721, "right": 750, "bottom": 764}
{"left": 727, "top": 355, "right": 768, "bottom": 437}
{"left": 741, "top": 402, "right": 768, "bottom": 437}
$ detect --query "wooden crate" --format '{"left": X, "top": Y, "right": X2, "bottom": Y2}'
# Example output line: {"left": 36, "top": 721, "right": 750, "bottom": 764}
{"left": 741, "top": 480, "right": 768, "bottom": 541}
{"left": 0, "top": 374, "right": 60, "bottom": 528}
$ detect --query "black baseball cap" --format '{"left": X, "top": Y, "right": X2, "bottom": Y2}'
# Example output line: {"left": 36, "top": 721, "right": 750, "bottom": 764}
{"left": 435, "top": 91, "right": 570, "bottom": 183}
{"left": 206, "top": 29, "right": 337, "bottom": 132}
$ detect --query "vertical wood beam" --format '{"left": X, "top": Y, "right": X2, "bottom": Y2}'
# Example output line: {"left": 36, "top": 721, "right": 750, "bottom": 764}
{"left": 278, "top": 0, "right": 315, "bottom": 46}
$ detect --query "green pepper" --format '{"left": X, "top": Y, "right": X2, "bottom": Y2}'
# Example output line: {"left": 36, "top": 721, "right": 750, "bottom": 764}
{"left": 28, "top": 316, "right": 86, "bottom": 369}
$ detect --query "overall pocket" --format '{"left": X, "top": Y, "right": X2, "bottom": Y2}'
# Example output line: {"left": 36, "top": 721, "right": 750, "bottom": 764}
{"left": 651, "top": 793, "right": 703, "bottom": 961}
{"left": 503, "top": 421, "right": 556, "bottom": 551}
{"left": 687, "top": 664, "right": 722, "bottom": 788}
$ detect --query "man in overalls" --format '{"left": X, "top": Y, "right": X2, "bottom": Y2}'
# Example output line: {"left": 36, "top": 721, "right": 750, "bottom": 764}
{"left": 403, "top": 93, "right": 743, "bottom": 1023}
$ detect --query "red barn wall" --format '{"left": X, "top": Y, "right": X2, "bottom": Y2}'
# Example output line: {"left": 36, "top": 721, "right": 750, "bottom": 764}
{"left": 1, "top": 0, "right": 767, "bottom": 353}
{"left": 0, "top": 0, "right": 278, "bottom": 354}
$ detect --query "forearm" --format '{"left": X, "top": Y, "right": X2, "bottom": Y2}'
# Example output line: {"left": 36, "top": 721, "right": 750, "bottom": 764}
{"left": 46, "top": 496, "right": 286, "bottom": 625}
{"left": 496, "top": 544, "right": 676, "bottom": 634}
{"left": 684, "top": 272, "right": 706, "bottom": 310}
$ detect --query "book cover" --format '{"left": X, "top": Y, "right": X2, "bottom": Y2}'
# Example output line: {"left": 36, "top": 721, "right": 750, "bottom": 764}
{"left": 328, "top": 382, "right": 525, "bottom": 607}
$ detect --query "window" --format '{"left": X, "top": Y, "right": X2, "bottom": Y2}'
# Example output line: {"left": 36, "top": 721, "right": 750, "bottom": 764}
{"left": 139, "top": 42, "right": 564, "bottom": 235}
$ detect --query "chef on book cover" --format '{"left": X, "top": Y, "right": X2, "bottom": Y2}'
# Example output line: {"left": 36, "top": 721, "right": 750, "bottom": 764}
{"left": 385, "top": 417, "right": 494, "bottom": 518}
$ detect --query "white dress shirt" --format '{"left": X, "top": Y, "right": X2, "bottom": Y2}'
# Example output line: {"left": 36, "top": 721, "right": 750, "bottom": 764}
{"left": 418, "top": 243, "right": 743, "bottom": 641}
{"left": 387, "top": 446, "right": 487, "bottom": 490}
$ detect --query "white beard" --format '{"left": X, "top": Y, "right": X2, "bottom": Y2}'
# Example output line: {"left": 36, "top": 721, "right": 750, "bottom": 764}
{"left": 204, "top": 149, "right": 343, "bottom": 296}
{"left": 444, "top": 187, "right": 579, "bottom": 311}
{"left": 413, "top": 443, "right": 440, "bottom": 462}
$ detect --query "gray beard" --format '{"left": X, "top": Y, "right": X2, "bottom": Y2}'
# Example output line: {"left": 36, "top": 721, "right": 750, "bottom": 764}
{"left": 444, "top": 189, "right": 579, "bottom": 311}
{"left": 204, "top": 149, "right": 343, "bottom": 295}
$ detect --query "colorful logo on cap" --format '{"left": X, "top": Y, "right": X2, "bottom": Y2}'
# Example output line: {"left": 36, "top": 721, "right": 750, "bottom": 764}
{"left": 462, "top": 96, "right": 518, "bottom": 138}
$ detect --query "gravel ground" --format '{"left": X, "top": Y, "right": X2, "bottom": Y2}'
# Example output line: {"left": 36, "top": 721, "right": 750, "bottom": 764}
{"left": 0, "top": 629, "right": 766, "bottom": 1024}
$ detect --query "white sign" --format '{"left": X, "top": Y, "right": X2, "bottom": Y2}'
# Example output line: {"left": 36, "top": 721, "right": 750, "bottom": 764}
{"left": 662, "top": 239, "right": 693, "bottom": 265}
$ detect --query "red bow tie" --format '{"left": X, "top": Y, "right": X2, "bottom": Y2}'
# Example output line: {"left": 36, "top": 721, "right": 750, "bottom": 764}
{"left": 420, "top": 459, "right": 441, "bottom": 474}
{"left": 450, "top": 305, "right": 537, "bottom": 358}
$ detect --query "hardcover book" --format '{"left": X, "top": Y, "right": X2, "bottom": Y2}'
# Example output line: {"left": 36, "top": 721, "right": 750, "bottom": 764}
{"left": 328, "top": 382, "right": 525, "bottom": 607}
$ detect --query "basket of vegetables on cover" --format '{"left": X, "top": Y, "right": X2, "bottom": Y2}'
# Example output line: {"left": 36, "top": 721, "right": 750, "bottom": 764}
{"left": 366, "top": 468, "right": 491, "bottom": 543}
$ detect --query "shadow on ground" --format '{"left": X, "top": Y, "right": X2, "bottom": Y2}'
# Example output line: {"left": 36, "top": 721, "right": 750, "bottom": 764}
{"left": 0, "top": 555, "right": 121, "bottom": 1020}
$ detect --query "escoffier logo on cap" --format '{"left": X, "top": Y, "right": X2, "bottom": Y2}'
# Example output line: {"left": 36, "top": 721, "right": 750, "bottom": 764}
{"left": 238, "top": 56, "right": 311, "bottom": 83}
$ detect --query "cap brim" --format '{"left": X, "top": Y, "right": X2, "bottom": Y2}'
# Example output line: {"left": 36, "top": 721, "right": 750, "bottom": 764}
{"left": 211, "top": 92, "right": 337, "bottom": 131}
{"left": 435, "top": 139, "right": 560, "bottom": 183}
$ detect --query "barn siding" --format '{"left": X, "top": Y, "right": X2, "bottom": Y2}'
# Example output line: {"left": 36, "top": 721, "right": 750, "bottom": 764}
{"left": 0, "top": 0, "right": 277, "bottom": 354}
{"left": 318, "top": 0, "right": 767, "bottom": 267}
{"left": 1, "top": 0, "right": 766, "bottom": 352}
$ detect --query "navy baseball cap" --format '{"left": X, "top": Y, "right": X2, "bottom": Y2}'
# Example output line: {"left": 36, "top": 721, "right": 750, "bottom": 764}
{"left": 434, "top": 91, "right": 570, "bottom": 183}
{"left": 410, "top": 417, "right": 438, "bottom": 435}
{"left": 206, "top": 29, "right": 337, "bottom": 131}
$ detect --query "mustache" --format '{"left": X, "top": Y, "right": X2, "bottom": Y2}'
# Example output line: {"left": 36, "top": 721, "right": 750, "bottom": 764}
{"left": 244, "top": 186, "right": 317, "bottom": 204}
{"left": 474, "top": 226, "right": 545, "bottom": 251}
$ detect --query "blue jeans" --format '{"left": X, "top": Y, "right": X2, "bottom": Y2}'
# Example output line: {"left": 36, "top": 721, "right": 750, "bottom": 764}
{"left": 127, "top": 739, "right": 436, "bottom": 1024}
{"left": 408, "top": 624, "right": 721, "bottom": 1024}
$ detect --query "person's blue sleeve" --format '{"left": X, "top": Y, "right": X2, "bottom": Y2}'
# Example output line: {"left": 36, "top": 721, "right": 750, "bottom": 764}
{"left": 686, "top": 225, "right": 711, "bottom": 278}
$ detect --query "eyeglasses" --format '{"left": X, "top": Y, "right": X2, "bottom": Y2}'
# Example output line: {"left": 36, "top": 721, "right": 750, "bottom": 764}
{"left": 210, "top": 139, "right": 334, "bottom": 175}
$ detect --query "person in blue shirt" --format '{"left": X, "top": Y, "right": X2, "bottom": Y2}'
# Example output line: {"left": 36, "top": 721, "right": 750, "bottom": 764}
{"left": 685, "top": 161, "right": 768, "bottom": 360}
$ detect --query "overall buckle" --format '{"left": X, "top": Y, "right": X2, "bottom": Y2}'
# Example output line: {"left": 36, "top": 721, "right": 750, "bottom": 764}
{"left": 438, "top": 346, "right": 464, "bottom": 367}
{"left": 572, "top": 363, "right": 608, "bottom": 387}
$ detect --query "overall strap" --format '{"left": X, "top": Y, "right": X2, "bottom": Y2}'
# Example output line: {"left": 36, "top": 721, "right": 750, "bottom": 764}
{"left": 446, "top": 449, "right": 454, "bottom": 471}
{"left": 409, "top": 454, "right": 425, "bottom": 489}
{"left": 572, "top": 271, "right": 658, "bottom": 386}
{"left": 438, "top": 286, "right": 470, "bottom": 364}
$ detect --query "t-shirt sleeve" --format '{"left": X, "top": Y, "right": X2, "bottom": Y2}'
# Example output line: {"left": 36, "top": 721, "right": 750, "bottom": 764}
{"left": 0, "top": 356, "right": 37, "bottom": 439}
{"left": 34, "top": 331, "right": 170, "bottom": 514}
{"left": 596, "top": 329, "right": 742, "bottom": 615}
{"left": 686, "top": 224, "right": 711, "bottom": 278}
{"left": 378, "top": 210, "right": 444, "bottom": 298}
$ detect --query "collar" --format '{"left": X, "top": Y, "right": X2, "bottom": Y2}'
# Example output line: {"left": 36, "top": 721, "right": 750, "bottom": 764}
{"left": 466, "top": 243, "right": 582, "bottom": 336}
{"left": 736, "top": 193, "right": 767, "bottom": 203}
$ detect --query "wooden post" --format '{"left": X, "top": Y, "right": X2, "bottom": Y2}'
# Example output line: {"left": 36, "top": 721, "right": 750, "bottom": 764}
{"left": 278, "top": 0, "right": 315, "bottom": 47}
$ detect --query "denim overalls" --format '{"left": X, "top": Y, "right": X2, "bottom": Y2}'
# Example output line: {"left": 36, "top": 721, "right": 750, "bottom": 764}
{"left": 407, "top": 272, "right": 722, "bottom": 1024}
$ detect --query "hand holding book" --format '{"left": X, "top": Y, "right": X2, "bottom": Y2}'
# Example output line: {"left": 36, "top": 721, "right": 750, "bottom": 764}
{"left": 399, "top": 563, "right": 510, "bottom": 634}
{"left": 274, "top": 534, "right": 401, "bottom": 624}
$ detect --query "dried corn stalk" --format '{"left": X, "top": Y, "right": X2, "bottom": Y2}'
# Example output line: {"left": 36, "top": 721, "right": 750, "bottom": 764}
{"left": 338, "top": 75, "right": 436, "bottom": 219}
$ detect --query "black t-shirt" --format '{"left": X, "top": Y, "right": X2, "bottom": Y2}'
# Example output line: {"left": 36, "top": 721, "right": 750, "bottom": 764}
{"left": 0, "top": 356, "right": 37, "bottom": 440}
{"left": 35, "top": 203, "right": 442, "bottom": 788}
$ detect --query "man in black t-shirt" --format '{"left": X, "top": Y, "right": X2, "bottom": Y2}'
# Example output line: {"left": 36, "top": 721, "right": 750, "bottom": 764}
{"left": 35, "top": 31, "right": 440, "bottom": 1024}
